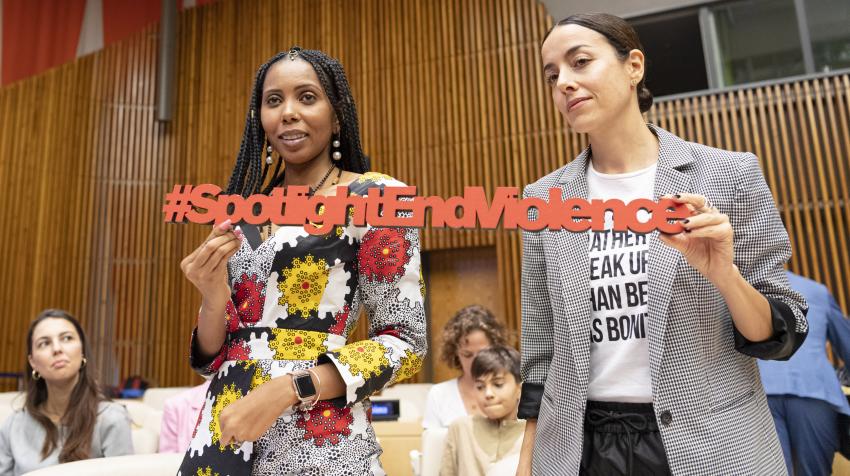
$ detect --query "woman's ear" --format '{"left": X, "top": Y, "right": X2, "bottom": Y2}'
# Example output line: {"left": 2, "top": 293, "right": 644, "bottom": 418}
{"left": 627, "top": 48, "right": 646, "bottom": 85}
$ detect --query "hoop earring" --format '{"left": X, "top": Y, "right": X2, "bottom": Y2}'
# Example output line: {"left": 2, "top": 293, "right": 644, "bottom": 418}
{"left": 32, "top": 370, "right": 41, "bottom": 380}
{"left": 331, "top": 134, "right": 342, "bottom": 161}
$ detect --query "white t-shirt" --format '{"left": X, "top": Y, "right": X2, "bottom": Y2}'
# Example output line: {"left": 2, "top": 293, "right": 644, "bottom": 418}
{"left": 586, "top": 161, "right": 657, "bottom": 403}
{"left": 422, "top": 378, "right": 468, "bottom": 429}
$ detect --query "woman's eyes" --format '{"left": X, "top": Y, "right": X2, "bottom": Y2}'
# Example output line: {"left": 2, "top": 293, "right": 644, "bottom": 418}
{"left": 265, "top": 93, "right": 318, "bottom": 105}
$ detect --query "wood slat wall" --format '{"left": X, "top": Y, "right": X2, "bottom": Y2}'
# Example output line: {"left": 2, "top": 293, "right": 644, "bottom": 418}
{"left": 1, "top": 0, "right": 847, "bottom": 390}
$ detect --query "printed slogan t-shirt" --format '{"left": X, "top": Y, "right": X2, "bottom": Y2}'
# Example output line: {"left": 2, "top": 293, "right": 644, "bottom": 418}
{"left": 586, "top": 160, "right": 657, "bottom": 403}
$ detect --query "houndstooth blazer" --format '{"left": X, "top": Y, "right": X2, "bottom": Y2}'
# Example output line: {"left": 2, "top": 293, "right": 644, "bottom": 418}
{"left": 518, "top": 125, "right": 808, "bottom": 476}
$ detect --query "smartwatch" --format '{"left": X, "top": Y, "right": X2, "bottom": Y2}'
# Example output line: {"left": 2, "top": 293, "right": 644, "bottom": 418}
{"left": 291, "top": 369, "right": 319, "bottom": 411}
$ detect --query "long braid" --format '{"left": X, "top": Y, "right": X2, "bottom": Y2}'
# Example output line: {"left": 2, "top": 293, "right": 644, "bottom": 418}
{"left": 226, "top": 52, "right": 288, "bottom": 197}
{"left": 226, "top": 48, "right": 370, "bottom": 198}
{"left": 299, "top": 49, "right": 369, "bottom": 174}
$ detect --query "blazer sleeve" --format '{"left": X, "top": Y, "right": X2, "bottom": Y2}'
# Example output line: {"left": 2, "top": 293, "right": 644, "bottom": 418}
{"left": 731, "top": 153, "right": 808, "bottom": 360}
{"left": 518, "top": 185, "right": 555, "bottom": 420}
{"left": 826, "top": 293, "right": 850, "bottom": 364}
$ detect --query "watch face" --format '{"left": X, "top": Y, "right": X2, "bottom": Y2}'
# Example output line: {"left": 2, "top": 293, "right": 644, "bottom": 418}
{"left": 294, "top": 374, "right": 317, "bottom": 398}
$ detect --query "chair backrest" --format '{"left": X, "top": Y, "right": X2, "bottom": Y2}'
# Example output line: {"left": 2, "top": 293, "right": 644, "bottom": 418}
{"left": 114, "top": 399, "right": 163, "bottom": 454}
{"left": 0, "top": 392, "right": 24, "bottom": 408}
{"left": 22, "top": 452, "right": 183, "bottom": 476}
{"left": 420, "top": 427, "right": 448, "bottom": 476}
{"left": 141, "top": 387, "right": 192, "bottom": 411}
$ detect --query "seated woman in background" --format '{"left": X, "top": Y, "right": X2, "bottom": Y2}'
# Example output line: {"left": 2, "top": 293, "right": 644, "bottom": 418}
{"left": 0, "top": 309, "right": 133, "bottom": 475}
{"left": 422, "top": 305, "right": 510, "bottom": 429}
{"left": 440, "top": 346, "right": 526, "bottom": 476}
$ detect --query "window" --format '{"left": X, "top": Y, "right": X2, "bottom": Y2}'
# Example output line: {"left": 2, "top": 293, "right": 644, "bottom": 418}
{"left": 805, "top": 0, "right": 850, "bottom": 72}
{"left": 709, "top": 0, "right": 805, "bottom": 87}
{"left": 631, "top": 11, "right": 709, "bottom": 96}
{"left": 630, "top": 0, "right": 850, "bottom": 96}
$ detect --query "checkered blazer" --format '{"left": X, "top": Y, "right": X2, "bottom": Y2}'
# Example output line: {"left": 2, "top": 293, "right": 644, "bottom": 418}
{"left": 519, "top": 125, "right": 808, "bottom": 475}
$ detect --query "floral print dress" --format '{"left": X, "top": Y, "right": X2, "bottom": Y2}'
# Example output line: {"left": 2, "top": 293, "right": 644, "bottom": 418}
{"left": 178, "top": 173, "right": 427, "bottom": 476}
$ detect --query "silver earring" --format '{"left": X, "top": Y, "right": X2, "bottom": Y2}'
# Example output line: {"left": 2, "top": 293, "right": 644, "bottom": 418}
{"left": 266, "top": 144, "right": 273, "bottom": 165}
{"left": 331, "top": 135, "right": 342, "bottom": 161}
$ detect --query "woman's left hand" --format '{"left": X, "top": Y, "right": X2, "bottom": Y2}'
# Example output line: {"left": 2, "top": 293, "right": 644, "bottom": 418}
{"left": 657, "top": 193, "right": 735, "bottom": 284}
{"left": 218, "top": 376, "right": 297, "bottom": 448}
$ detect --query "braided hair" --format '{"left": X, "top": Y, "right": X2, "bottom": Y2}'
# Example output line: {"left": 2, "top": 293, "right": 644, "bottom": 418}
{"left": 226, "top": 47, "right": 370, "bottom": 197}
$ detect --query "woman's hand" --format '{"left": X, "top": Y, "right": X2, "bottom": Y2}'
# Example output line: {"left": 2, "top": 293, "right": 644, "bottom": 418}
{"left": 657, "top": 193, "right": 735, "bottom": 285}
{"left": 219, "top": 376, "right": 298, "bottom": 447}
{"left": 180, "top": 219, "right": 243, "bottom": 308}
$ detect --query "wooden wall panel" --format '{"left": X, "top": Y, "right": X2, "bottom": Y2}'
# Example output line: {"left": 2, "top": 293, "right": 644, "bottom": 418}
{"left": 0, "top": 0, "right": 847, "bottom": 390}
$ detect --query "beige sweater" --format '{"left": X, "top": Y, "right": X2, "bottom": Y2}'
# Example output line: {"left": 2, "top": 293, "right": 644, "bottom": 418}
{"left": 440, "top": 415, "right": 525, "bottom": 476}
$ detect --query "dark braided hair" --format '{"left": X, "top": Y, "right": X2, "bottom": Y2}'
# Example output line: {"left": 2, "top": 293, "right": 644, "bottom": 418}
{"left": 226, "top": 47, "right": 370, "bottom": 197}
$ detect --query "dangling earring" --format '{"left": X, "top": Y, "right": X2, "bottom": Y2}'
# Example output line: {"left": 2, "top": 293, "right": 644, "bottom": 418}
{"left": 331, "top": 134, "right": 342, "bottom": 161}
{"left": 265, "top": 141, "right": 274, "bottom": 165}
{"left": 32, "top": 370, "right": 41, "bottom": 380}
{"left": 81, "top": 357, "right": 87, "bottom": 369}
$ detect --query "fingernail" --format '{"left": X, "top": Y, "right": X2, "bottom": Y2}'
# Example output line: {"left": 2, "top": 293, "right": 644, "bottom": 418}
{"left": 218, "top": 219, "right": 232, "bottom": 229}
{"left": 683, "top": 219, "right": 689, "bottom": 224}
{"left": 674, "top": 194, "right": 681, "bottom": 199}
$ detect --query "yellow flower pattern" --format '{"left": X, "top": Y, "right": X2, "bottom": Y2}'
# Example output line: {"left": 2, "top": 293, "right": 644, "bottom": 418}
{"left": 195, "top": 467, "right": 220, "bottom": 476}
{"left": 209, "top": 383, "right": 243, "bottom": 448}
{"left": 396, "top": 350, "right": 423, "bottom": 383}
{"left": 335, "top": 340, "right": 390, "bottom": 379}
{"left": 279, "top": 255, "right": 329, "bottom": 318}
{"left": 357, "top": 172, "right": 393, "bottom": 183}
{"left": 269, "top": 329, "right": 329, "bottom": 361}
{"left": 251, "top": 363, "right": 271, "bottom": 390}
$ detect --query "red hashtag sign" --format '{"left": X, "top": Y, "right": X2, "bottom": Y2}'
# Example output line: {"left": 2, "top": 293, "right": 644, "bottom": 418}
{"left": 162, "top": 184, "right": 194, "bottom": 222}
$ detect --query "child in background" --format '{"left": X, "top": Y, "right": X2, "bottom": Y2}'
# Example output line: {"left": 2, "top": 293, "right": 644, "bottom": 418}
{"left": 440, "top": 346, "right": 525, "bottom": 476}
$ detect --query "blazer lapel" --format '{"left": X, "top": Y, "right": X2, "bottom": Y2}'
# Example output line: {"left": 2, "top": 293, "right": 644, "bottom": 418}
{"left": 646, "top": 125, "right": 694, "bottom": 375}
{"left": 555, "top": 149, "right": 592, "bottom": 383}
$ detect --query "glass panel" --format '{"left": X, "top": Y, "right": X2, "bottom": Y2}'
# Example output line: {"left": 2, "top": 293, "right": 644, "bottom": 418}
{"left": 631, "top": 11, "right": 709, "bottom": 96}
{"left": 805, "top": 0, "right": 850, "bottom": 72}
{"left": 711, "top": 0, "right": 805, "bottom": 86}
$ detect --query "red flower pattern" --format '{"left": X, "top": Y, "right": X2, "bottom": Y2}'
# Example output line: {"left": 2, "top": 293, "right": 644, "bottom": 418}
{"left": 358, "top": 228, "right": 411, "bottom": 283}
{"left": 233, "top": 273, "right": 265, "bottom": 325}
{"left": 296, "top": 401, "right": 353, "bottom": 447}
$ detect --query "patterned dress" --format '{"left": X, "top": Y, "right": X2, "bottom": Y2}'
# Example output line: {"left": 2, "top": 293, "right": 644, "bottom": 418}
{"left": 178, "top": 173, "right": 427, "bottom": 476}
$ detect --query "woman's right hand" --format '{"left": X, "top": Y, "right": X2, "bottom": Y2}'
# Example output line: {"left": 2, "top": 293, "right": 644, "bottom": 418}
{"left": 180, "top": 219, "right": 243, "bottom": 307}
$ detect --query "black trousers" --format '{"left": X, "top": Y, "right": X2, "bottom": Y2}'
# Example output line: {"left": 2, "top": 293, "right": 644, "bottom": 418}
{"left": 580, "top": 401, "right": 673, "bottom": 476}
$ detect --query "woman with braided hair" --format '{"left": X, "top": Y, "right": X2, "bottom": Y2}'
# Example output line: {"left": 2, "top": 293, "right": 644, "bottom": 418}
{"left": 178, "top": 47, "right": 426, "bottom": 475}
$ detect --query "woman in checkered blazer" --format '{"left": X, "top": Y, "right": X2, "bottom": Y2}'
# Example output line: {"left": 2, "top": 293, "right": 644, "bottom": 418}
{"left": 515, "top": 13, "right": 808, "bottom": 476}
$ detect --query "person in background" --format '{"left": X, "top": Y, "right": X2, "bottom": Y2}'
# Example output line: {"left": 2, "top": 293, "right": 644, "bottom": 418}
{"left": 158, "top": 380, "right": 211, "bottom": 453}
{"left": 759, "top": 271, "right": 850, "bottom": 476}
{"left": 440, "top": 346, "right": 525, "bottom": 476}
{"left": 422, "top": 305, "right": 510, "bottom": 430}
{"left": 0, "top": 309, "right": 133, "bottom": 475}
